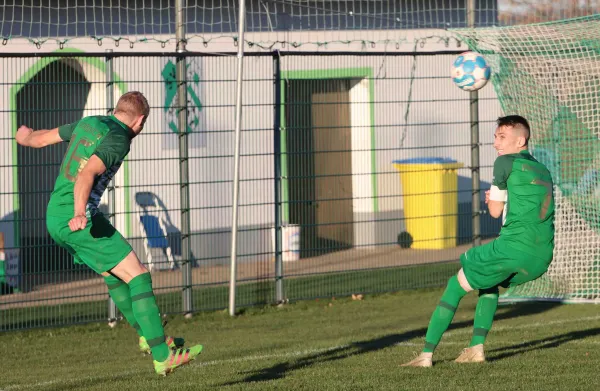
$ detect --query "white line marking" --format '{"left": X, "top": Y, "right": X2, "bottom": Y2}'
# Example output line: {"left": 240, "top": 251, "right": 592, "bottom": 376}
{"left": 2, "top": 346, "right": 349, "bottom": 390}
{"left": 196, "top": 345, "right": 350, "bottom": 368}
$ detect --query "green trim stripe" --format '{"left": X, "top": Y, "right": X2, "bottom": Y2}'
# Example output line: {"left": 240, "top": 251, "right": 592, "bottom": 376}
{"left": 424, "top": 342, "right": 437, "bottom": 351}
{"left": 123, "top": 159, "right": 131, "bottom": 238}
{"left": 438, "top": 300, "right": 457, "bottom": 312}
{"left": 368, "top": 71, "right": 378, "bottom": 212}
{"left": 281, "top": 68, "right": 372, "bottom": 80}
{"left": 131, "top": 291, "right": 155, "bottom": 302}
{"left": 146, "top": 335, "right": 166, "bottom": 348}
{"left": 106, "top": 281, "right": 125, "bottom": 290}
{"left": 473, "top": 327, "right": 489, "bottom": 337}
{"left": 279, "top": 81, "right": 289, "bottom": 222}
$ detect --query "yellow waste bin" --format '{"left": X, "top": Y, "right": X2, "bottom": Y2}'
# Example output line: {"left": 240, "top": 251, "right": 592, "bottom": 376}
{"left": 393, "top": 158, "right": 464, "bottom": 250}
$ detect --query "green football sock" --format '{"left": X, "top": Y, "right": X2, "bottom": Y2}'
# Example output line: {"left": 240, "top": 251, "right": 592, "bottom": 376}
{"left": 423, "top": 275, "right": 468, "bottom": 353}
{"left": 129, "top": 273, "right": 169, "bottom": 362}
{"left": 470, "top": 287, "right": 499, "bottom": 347}
{"left": 104, "top": 275, "right": 144, "bottom": 337}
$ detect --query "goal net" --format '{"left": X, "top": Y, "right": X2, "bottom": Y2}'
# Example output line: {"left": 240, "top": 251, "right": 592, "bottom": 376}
{"left": 454, "top": 15, "right": 600, "bottom": 303}
{"left": 1, "top": 1, "right": 596, "bottom": 50}
{"left": 0, "top": 0, "right": 484, "bottom": 48}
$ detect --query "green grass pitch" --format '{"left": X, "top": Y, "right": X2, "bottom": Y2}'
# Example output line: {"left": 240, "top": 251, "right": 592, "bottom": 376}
{"left": 2, "top": 286, "right": 600, "bottom": 391}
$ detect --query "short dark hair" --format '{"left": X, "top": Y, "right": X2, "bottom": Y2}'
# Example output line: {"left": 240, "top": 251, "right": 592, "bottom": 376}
{"left": 497, "top": 115, "right": 530, "bottom": 145}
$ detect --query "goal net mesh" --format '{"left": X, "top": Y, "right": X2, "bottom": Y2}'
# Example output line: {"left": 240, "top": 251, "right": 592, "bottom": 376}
{"left": 454, "top": 14, "right": 600, "bottom": 303}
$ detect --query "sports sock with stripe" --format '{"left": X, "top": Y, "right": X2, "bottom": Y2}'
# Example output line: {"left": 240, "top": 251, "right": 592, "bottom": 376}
{"left": 129, "top": 273, "right": 170, "bottom": 362}
{"left": 469, "top": 287, "right": 499, "bottom": 347}
{"left": 104, "top": 274, "right": 144, "bottom": 337}
{"left": 422, "top": 275, "right": 468, "bottom": 353}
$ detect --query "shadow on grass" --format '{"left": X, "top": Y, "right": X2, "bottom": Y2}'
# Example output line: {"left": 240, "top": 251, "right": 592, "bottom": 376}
{"left": 221, "top": 301, "right": 562, "bottom": 385}
{"left": 486, "top": 327, "right": 600, "bottom": 362}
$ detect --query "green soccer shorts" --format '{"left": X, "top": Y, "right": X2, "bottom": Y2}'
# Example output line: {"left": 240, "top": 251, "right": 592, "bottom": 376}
{"left": 460, "top": 238, "right": 552, "bottom": 290}
{"left": 46, "top": 213, "right": 133, "bottom": 274}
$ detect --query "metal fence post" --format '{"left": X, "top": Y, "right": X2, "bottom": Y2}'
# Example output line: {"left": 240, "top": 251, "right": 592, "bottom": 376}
{"left": 273, "top": 51, "right": 284, "bottom": 303}
{"left": 176, "top": 0, "right": 193, "bottom": 318}
{"left": 105, "top": 48, "right": 118, "bottom": 328}
{"left": 228, "top": 0, "right": 247, "bottom": 317}
{"left": 468, "top": 0, "right": 481, "bottom": 247}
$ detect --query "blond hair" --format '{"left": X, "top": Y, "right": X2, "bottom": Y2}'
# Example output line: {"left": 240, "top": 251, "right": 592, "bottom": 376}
{"left": 114, "top": 91, "right": 150, "bottom": 119}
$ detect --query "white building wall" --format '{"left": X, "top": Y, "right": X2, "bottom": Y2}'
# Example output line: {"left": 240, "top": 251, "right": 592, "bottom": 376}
{"left": 0, "top": 30, "right": 502, "bottom": 266}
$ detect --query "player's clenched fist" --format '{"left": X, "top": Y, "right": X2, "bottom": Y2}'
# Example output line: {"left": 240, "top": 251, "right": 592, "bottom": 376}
{"left": 15, "top": 125, "right": 33, "bottom": 146}
{"left": 485, "top": 190, "right": 490, "bottom": 204}
{"left": 69, "top": 215, "right": 88, "bottom": 231}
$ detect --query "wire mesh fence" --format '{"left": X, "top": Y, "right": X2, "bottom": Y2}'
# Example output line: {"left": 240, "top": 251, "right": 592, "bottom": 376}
{"left": 0, "top": 51, "right": 502, "bottom": 331}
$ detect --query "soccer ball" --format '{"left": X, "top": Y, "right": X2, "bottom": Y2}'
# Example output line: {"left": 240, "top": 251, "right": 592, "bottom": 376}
{"left": 451, "top": 51, "right": 491, "bottom": 92}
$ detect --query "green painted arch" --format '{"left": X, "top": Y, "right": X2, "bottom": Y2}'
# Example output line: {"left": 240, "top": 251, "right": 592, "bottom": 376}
{"left": 10, "top": 48, "right": 131, "bottom": 246}
{"left": 279, "top": 67, "right": 378, "bottom": 222}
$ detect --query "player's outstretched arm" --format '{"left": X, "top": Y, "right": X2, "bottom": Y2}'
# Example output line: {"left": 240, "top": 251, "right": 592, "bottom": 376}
{"left": 15, "top": 125, "right": 63, "bottom": 148}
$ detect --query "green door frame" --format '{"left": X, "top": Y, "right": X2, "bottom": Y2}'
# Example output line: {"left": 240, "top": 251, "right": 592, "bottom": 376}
{"left": 10, "top": 48, "right": 130, "bottom": 246}
{"left": 279, "top": 67, "right": 378, "bottom": 222}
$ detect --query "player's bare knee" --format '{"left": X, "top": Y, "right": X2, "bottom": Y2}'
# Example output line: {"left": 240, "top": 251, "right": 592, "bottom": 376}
{"left": 111, "top": 250, "right": 149, "bottom": 283}
{"left": 457, "top": 268, "right": 474, "bottom": 292}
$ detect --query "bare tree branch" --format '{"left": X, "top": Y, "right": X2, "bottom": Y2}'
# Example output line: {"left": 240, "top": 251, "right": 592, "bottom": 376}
{"left": 499, "top": 0, "right": 597, "bottom": 25}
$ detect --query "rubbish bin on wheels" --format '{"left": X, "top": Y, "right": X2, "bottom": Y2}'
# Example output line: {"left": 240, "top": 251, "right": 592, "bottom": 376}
{"left": 393, "top": 157, "right": 464, "bottom": 250}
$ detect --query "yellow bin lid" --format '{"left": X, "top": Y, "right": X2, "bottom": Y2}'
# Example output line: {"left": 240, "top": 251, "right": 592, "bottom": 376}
{"left": 393, "top": 157, "right": 464, "bottom": 171}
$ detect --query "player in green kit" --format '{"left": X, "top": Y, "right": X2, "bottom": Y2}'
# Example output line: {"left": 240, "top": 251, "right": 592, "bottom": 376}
{"left": 15, "top": 92, "right": 203, "bottom": 376}
{"left": 402, "top": 115, "right": 555, "bottom": 367}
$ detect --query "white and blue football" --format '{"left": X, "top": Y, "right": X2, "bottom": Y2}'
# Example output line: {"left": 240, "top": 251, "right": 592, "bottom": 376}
{"left": 451, "top": 51, "right": 491, "bottom": 92}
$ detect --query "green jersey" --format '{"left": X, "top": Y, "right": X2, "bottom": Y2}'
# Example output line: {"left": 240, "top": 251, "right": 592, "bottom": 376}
{"left": 47, "top": 115, "right": 133, "bottom": 218}
{"left": 492, "top": 150, "right": 555, "bottom": 258}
